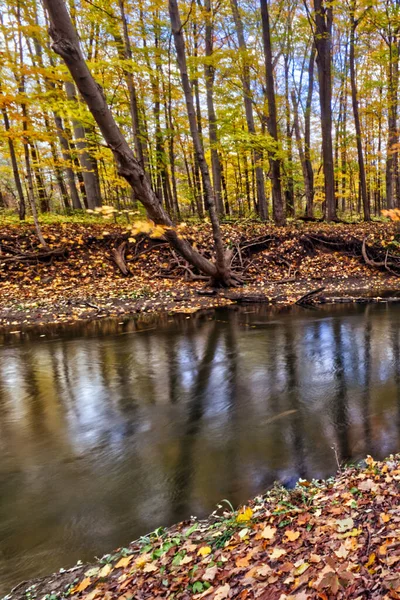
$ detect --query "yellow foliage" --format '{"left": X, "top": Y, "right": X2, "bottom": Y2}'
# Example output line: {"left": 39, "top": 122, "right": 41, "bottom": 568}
{"left": 382, "top": 209, "right": 400, "bottom": 222}
{"left": 236, "top": 506, "right": 253, "bottom": 523}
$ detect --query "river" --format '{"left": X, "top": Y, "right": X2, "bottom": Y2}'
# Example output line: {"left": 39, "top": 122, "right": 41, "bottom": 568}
{"left": 1, "top": 303, "right": 399, "bottom": 594}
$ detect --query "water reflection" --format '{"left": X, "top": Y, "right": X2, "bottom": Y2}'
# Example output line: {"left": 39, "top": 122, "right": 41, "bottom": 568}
{"left": 1, "top": 304, "right": 400, "bottom": 593}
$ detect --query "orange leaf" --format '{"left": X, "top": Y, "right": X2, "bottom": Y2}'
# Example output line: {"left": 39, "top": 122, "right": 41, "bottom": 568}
{"left": 73, "top": 577, "right": 92, "bottom": 593}
{"left": 285, "top": 530, "right": 300, "bottom": 542}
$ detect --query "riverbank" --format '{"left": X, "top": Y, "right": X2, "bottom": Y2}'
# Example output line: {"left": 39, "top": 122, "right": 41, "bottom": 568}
{"left": 1, "top": 220, "right": 400, "bottom": 329}
{"left": 4, "top": 454, "right": 400, "bottom": 600}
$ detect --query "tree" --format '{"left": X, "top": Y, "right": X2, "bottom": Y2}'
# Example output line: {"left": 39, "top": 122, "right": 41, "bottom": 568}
{"left": 308, "top": 0, "right": 336, "bottom": 221}
{"left": 349, "top": 0, "right": 370, "bottom": 221}
{"left": 230, "top": 0, "right": 268, "bottom": 220}
{"left": 260, "top": 0, "right": 286, "bottom": 225}
{"left": 43, "top": 0, "right": 236, "bottom": 285}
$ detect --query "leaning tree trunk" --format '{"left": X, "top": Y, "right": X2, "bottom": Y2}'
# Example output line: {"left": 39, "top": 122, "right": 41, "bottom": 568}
{"left": 44, "top": 0, "right": 235, "bottom": 285}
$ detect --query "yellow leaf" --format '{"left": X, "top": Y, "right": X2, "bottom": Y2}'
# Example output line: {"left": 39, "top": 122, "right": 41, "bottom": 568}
{"left": 338, "top": 528, "right": 363, "bottom": 539}
{"left": 99, "top": 564, "right": 112, "bottom": 578}
{"left": 366, "top": 553, "right": 376, "bottom": 567}
{"left": 236, "top": 507, "right": 253, "bottom": 523}
{"left": 115, "top": 556, "right": 133, "bottom": 569}
{"left": 294, "top": 562, "right": 310, "bottom": 575}
{"left": 135, "top": 553, "right": 152, "bottom": 568}
{"left": 198, "top": 546, "right": 212, "bottom": 556}
{"left": 285, "top": 530, "right": 300, "bottom": 541}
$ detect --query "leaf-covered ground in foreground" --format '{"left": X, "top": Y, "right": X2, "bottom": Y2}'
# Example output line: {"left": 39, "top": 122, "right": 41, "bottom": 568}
{"left": 1, "top": 220, "right": 400, "bottom": 328}
{"left": 7, "top": 455, "right": 400, "bottom": 600}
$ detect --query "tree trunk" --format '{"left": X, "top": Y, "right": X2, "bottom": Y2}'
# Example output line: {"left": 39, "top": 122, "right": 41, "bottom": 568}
{"left": 0, "top": 99, "right": 26, "bottom": 219}
{"left": 168, "top": 0, "right": 233, "bottom": 281}
{"left": 349, "top": 12, "right": 369, "bottom": 221}
{"left": 386, "top": 36, "right": 399, "bottom": 210}
{"left": 204, "top": 0, "right": 224, "bottom": 215}
{"left": 117, "top": 0, "right": 145, "bottom": 168}
{"left": 304, "top": 45, "right": 316, "bottom": 217}
{"left": 44, "top": 0, "right": 235, "bottom": 284}
{"left": 65, "top": 80, "right": 102, "bottom": 209}
{"left": 230, "top": 0, "right": 268, "bottom": 220}
{"left": 260, "top": 0, "right": 285, "bottom": 225}
{"left": 291, "top": 90, "right": 313, "bottom": 218}
{"left": 53, "top": 114, "right": 82, "bottom": 208}
{"left": 312, "top": 0, "right": 336, "bottom": 221}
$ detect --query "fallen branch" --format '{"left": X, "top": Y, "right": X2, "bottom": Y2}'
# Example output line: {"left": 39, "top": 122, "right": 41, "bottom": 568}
{"left": 0, "top": 247, "right": 67, "bottom": 264}
{"left": 295, "top": 286, "right": 326, "bottom": 306}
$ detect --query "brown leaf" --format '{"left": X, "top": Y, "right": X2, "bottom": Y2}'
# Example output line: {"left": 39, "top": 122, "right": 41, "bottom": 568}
{"left": 213, "top": 583, "right": 230, "bottom": 599}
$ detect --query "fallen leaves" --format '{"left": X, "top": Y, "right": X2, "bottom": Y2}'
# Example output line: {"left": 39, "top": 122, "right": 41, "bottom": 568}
{"left": 284, "top": 530, "right": 300, "bottom": 542}
{"left": 236, "top": 507, "right": 253, "bottom": 523}
{"left": 261, "top": 525, "right": 276, "bottom": 540}
{"left": 336, "top": 517, "right": 354, "bottom": 532}
{"left": 197, "top": 546, "right": 212, "bottom": 556}
{"left": 270, "top": 547, "right": 287, "bottom": 560}
{"left": 2, "top": 220, "right": 400, "bottom": 330}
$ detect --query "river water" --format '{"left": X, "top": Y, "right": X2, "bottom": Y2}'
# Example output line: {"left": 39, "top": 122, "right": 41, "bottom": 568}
{"left": 1, "top": 303, "right": 400, "bottom": 594}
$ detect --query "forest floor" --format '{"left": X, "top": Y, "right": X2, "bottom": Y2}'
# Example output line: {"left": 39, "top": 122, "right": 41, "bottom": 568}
{"left": 1, "top": 219, "right": 400, "bottom": 329}
{"left": 4, "top": 454, "right": 400, "bottom": 600}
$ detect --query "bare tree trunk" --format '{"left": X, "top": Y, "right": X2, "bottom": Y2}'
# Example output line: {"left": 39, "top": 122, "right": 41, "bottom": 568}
{"left": 230, "top": 0, "right": 268, "bottom": 220}
{"left": 44, "top": 0, "right": 235, "bottom": 284}
{"left": 117, "top": 0, "right": 145, "bottom": 168}
{"left": 0, "top": 98, "right": 26, "bottom": 219}
{"left": 53, "top": 114, "right": 82, "bottom": 208}
{"left": 304, "top": 45, "right": 316, "bottom": 217}
{"left": 284, "top": 55, "right": 294, "bottom": 218}
{"left": 65, "top": 81, "right": 101, "bottom": 209}
{"left": 168, "top": 0, "right": 233, "bottom": 282}
{"left": 260, "top": 0, "right": 285, "bottom": 225}
{"left": 15, "top": 3, "right": 47, "bottom": 246}
{"left": 349, "top": 8, "right": 370, "bottom": 221}
{"left": 291, "top": 90, "right": 313, "bottom": 218}
{"left": 204, "top": 0, "right": 224, "bottom": 215}
{"left": 386, "top": 35, "right": 399, "bottom": 209}
{"left": 30, "top": 143, "right": 50, "bottom": 212}
{"left": 312, "top": 0, "right": 336, "bottom": 221}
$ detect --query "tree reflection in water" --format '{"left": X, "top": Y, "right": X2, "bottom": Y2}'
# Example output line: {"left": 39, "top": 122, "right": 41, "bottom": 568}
{"left": 1, "top": 303, "right": 400, "bottom": 593}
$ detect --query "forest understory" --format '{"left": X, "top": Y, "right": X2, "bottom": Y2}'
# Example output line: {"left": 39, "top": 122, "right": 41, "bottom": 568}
{"left": 2, "top": 220, "right": 400, "bottom": 329}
